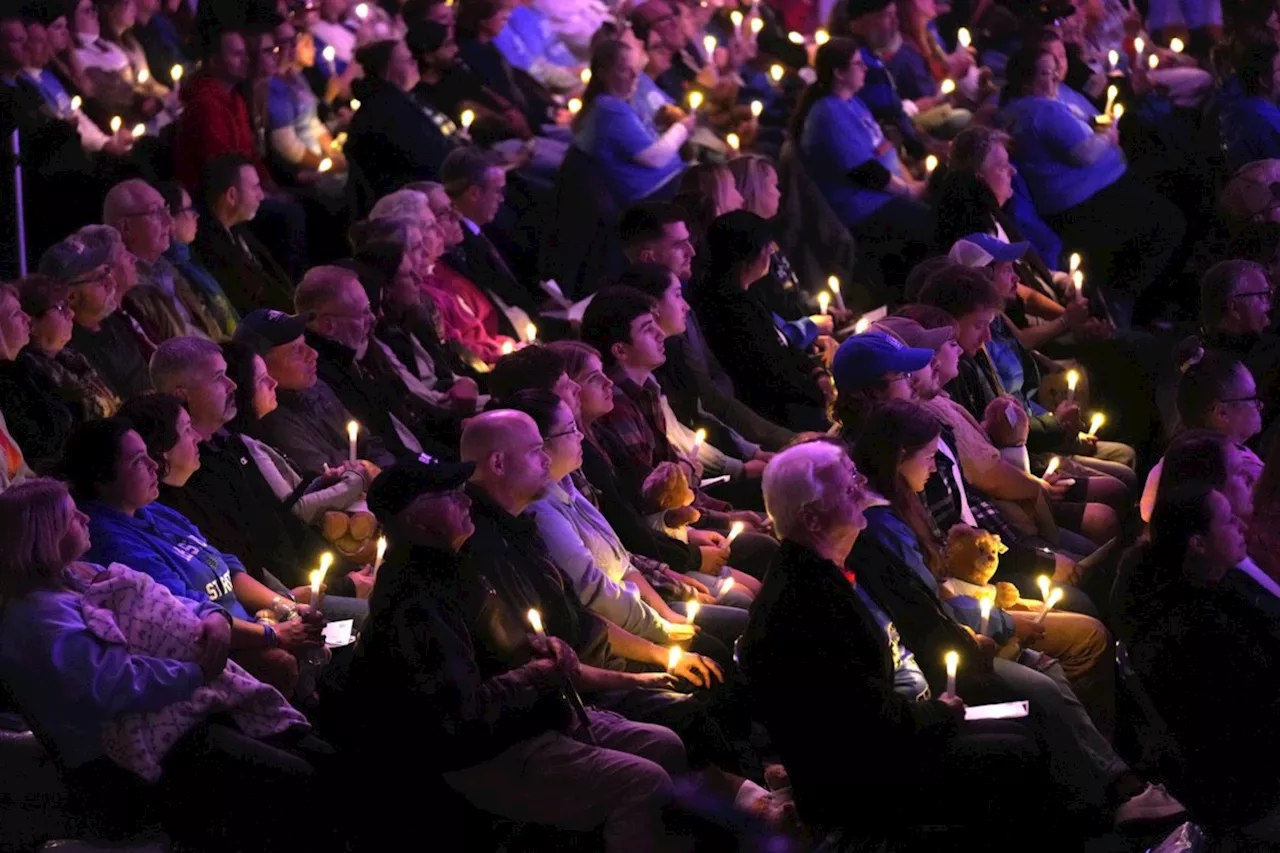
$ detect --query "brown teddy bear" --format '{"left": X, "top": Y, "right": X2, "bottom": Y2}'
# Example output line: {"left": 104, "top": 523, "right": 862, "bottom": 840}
{"left": 641, "top": 461, "right": 701, "bottom": 542}
{"left": 939, "top": 524, "right": 1019, "bottom": 610}
{"left": 320, "top": 509, "right": 379, "bottom": 564}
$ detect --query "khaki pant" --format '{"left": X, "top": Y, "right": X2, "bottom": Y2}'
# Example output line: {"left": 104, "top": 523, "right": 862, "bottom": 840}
{"left": 443, "top": 710, "right": 687, "bottom": 853}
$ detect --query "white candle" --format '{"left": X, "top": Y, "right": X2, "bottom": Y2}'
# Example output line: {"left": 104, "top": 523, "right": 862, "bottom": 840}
{"left": 703, "top": 35, "right": 717, "bottom": 58}
{"left": 527, "top": 608, "right": 545, "bottom": 635}
{"left": 1036, "top": 587, "right": 1064, "bottom": 625}
{"left": 1169, "top": 37, "right": 1184, "bottom": 53}
{"left": 1072, "top": 270, "right": 1084, "bottom": 298}
{"left": 347, "top": 420, "right": 359, "bottom": 463}
{"left": 170, "top": 64, "right": 183, "bottom": 88}
{"left": 1066, "top": 369, "right": 1079, "bottom": 402}
{"left": 750, "top": 16, "right": 763, "bottom": 36}
{"left": 957, "top": 27, "right": 971, "bottom": 49}
{"left": 979, "top": 598, "right": 992, "bottom": 636}
{"left": 726, "top": 132, "right": 740, "bottom": 151}
{"left": 322, "top": 44, "right": 336, "bottom": 75}
{"left": 687, "top": 600, "right": 700, "bottom": 623}
{"left": 945, "top": 650, "right": 959, "bottom": 696}
{"left": 311, "top": 552, "right": 333, "bottom": 610}
{"left": 730, "top": 9, "right": 743, "bottom": 38}
{"left": 827, "top": 275, "right": 846, "bottom": 311}
{"left": 1104, "top": 84, "right": 1117, "bottom": 117}
{"left": 374, "top": 536, "right": 387, "bottom": 574}
{"left": 814, "top": 28, "right": 829, "bottom": 45}
{"left": 1134, "top": 37, "right": 1144, "bottom": 57}
{"left": 1112, "top": 102, "right": 1124, "bottom": 122}
{"left": 750, "top": 100, "right": 763, "bottom": 117}
{"left": 726, "top": 521, "right": 746, "bottom": 543}
{"left": 525, "top": 322, "right": 538, "bottom": 344}
{"left": 719, "top": 577, "right": 735, "bottom": 598}
{"left": 1043, "top": 456, "right": 1061, "bottom": 478}
{"left": 1087, "top": 412, "right": 1105, "bottom": 436}
{"left": 1108, "top": 49, "right": 1119, "bottom": 70}
{"left": 1069, "top": 252, "right": 1081, "bottom": 273}
{"left": 667, "top": 645, "right": 683, "bottom": 672}
{"left": 817, "top": 291, "right": 831, "bottom": 315}
{"left": 1147, "top": 54, "right": 1159, "bottom": 70}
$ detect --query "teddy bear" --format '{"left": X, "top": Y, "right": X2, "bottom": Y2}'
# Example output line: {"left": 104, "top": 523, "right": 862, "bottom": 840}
{"left": 320, "top": 509, "right": 380, "bottom": 564}
{"left": 641, "top": 461, "right": 701, "bottom": 543}
{"left": 938, "top": 524, "right": 1020, "bottom": 611}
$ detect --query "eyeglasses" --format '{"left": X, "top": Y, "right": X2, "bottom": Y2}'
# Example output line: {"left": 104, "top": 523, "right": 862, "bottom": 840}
{"left": 1232, "top": 289, "right": 1274, "bottom": 300}
{"left": 68, "top": 265, "right": 114, "bottom": 287}
{"left": 544, "top": 424, "right": 583, "bottom": 442}
{"left": 1221, "top": 395, "right": 1264, "bottom": 406}
{"left": 169, "top": 204, "right": 197, "bottom": 218}
{"left": 122, "top": 205, "right": 171, "bottom": 222}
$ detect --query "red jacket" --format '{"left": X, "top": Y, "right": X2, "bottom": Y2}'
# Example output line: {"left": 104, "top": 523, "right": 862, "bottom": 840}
{"left": 172, "top": 73, "right": 268, "bottom": 190}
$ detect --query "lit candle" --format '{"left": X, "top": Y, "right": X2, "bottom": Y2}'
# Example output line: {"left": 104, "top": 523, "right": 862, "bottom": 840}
{"left": 979, "top": 598, "right": 992, "bottom": 636}
{"left": 1036, "top": 587, "right": 1064, "bottom": 625}
{"left": 137, "top": 67, "right": 150, "bottom": 85}
{"left": 131, "top": 123, "right": 146, "bottom": 138}
{"left": 1072, "top": 270, "right": 1084, "bottom": 297}
{"left": 854, "top": 317, "right": 870, "bottom": 334}
{"left": 568, "top": 97, "right": 582, "bottom": 114}
{"left": 525, "top": 322, "right": 538, "bottom": 344}
{"left": 527, "top": 608, "right": 545, "bottom": 635}
{"left": 1107, "top": 49, "right": 1119, "bottom": 71}
{"left": 827, "top": 274, "right": 846, "bottom": 310}
{"left": 726, "top": 520, "right": 746, "bottom": 543}
{"left": 347, "top": 420, "right": 359, "bottom": 463}
{"left": 374, "top": 536, "right": 387, "bottom": 574}
{"left": 945, "top": 650, "right": 959, "bottom": 695}
{"left": 720, "top": 577, "right": 735, "bottom": 598}
{"left": 750, "top": 99, "right": 763, "bottom": 117}
{"left": 1087, "top": 412, "right": 1105, "bottom": 436}
{"left": 350, "top": 98, "right": 361, "bottom": 111}
{"left": 814, "top": 28, "right": 829, "bottom": 45}
{"left": 110, "top": 116, "right": 122, "bottom": 133}
{"left": 1169, "top": 37, "right": 1184, "bottom": 53}
{"left": 957, "top": 27, "right": 971, "bottom": 49}
{"left": 730, "top": 9, "right": 743, "bottom": 38}
{"left": 1104, "top": 84, "right": 1117, "bottom": 116}
{"left": 1043, "top": 456, "right": 1061, "bottom": 478}
{"left": 667, "top": 645, "right": 683, "bottom": 672}
{"left": 750, "top": 16, "right": 763, "bottom": 36}
{"left": 528, "top": 608, "right": 595, "bottom": 740}
{"left": 817, "top": 290, "right": 831, "bottom": 315}
{"left": 1066, "top": 369, "right": 1079, "bottom": 402}
{"left": 1134, "top": 36, "right": 1144, "bottom": 57}
{"left": 940, "top": 78, "right": 956, "bottom": 95}
{"left": 769, "top": 64, "right": 784, "bottom": 83}
{"left": 687, "top": 90, "right": 703, "bottom": 111}
{"left": 311, "top": 551, "right": 333, "bottom": 610}
{"left": 322, "top": 44, "right": 336, "bottom": 74}
{"left": 726, "top": 132, "right": 740, "bottom": 151}
{"left": 687, "top": 600, "right": 701, "bottom": 623}
{"left": 693, "top": 427, "right": 706, "bottom": 452}
{"left": 581, "top": 68, "right": 591, "bottom": 84}
{"left": 1037, "top": 575, "right": 1052, "bottom": 603}
{"left": 1069, "top": 252, "right": 1081, "bottom": 273}
{"left": 703, "top": 34, "right": 717, "bottom": 58}
{"left": 787, "top": 31, "right": 804, "bottom": 44}
{"left": 501, "top": 341, "right": 515, "bottom": 355}
{"left": 925, "top": 154, "right": 938, "bottom": 174}
{"left": 355, "top": 2, "right": 369, "bottom": 18}
{"left": 318, "top": 157, "right": 333, "bottom": 172}
{"left": 70, "top": 95, "right": 82, "bottom": 112}
{"left": 1147, "top": 54, "right": 1159, "bottom": 70}
{"left": 170, "top": 64, "right": 183, "bottom": 87}
{"left": 460, "top": 109, "right": 475, "bottom": 131}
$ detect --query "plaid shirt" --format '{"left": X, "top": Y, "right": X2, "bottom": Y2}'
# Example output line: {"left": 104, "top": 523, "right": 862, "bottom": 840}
{"left": 921, "top": 425, "right": 1020, "bottom": 545}
{"left": 592, "top": 371, "right": 676, "bottom": 503}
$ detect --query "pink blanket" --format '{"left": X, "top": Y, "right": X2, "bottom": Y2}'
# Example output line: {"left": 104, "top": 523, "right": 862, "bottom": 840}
{"left": 79, "top": 563, "right": 310, "bottom": 782}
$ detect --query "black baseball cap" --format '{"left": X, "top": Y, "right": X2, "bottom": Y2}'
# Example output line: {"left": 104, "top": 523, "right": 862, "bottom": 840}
{"left": 233, "top": 308, "right": 313, "bottom": 355}
{"left": 368, "top": 457, "right": 476, "bottom": 523}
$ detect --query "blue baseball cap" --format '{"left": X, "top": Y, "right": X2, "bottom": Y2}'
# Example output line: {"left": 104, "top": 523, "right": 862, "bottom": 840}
{"left": 831, "top": 331, "right": 935, "bottom": 393}
{"left": 948, "top": 233, "right": 1030, "bottom": 267}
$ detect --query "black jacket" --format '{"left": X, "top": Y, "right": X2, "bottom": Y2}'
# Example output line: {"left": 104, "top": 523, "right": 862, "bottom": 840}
{"left": 739, "top": 539, "right": 956, "bottom": 831}
{"left": 191, "top": 219, "right": 293, "bottom": 314}
{"left": 158, "top": 430, "right": 355, "bottom": 595}
{"left": 255, "top": 380, "right": 395, "bottom": 477}
{"left": 0, "top": 353, "right": 77, "bottom": 474}
{"left": 345, "top": 542, "right": 570, "bottom": 770}
{"left": 445, "top": 228, "right": 539, "bottom": 325}
{"left": 346, "top": 76, "right": 459, "bottom": 200}
{"left": 306, "top": 330, "right": 456, "bottom": 461}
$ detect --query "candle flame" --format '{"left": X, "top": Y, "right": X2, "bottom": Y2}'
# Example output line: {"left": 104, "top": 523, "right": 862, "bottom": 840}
{"left": 1169, "top": 37, "right": 1184, "bottom": 53}
{"left": 1069, "top": 252, "right": 1081, "bottom": 272}
{"left": 957, "top": 27, "right": 971, "bottom": 48}
{"left": 1047, "top": 588, "right": 1064, "bottom": 609}
{"left": 1134, "top": 37, "right": 1144, "bottom": 55}
{"left": 694, "top": 427, "right": 706, "bottom": 446}
{"left": 70, "top": 95, "right": 82, "bottom": 111}
{"left": 581, "top": 68, "right": 591, "bottom": 84}
{"left": 460, "top": 109, "right": 475, "bottom": 129}
{"left": 787, "top": 31, "right": 804, "bottom": 44}
{"left": 347, "top": 420, "right": 359, "bottom": 444}
{"left": 1088, "top": 412, "right": 1105, "bottom": 435}
{"left": 1108, "top": 49, "right": 1119, "bottom": 68}
{"left": 726, "top": 132, "right": 740, "bottom": 151}
{"left": 687, "top": 600, "right": 700, "bottom": 623}
{"left": 814, "top": 28, "right": 829, "bottom": 45}
{"left": 1067, "top": 370, "right": 1079, "bottom": 392}
{"left": 350, "top": 98, "right": 361, "bottom": 110}
{"left": 770, "top": 63, "right": 784, "bottom": 82}
{"left": 703, "top": 35, "right": 717, "bottom": 57}
{"left": 527, "top": 608, "right": 544, "bottom": 634}
{"left": 944, "top": 650, "right": 959, "bottom": 674}
{"left": 110, "top": 116, "right": 122, "bottom": 133}
{"left": 854, "top": 317, "right": 870, "bottom": 334}
{"left": 667, "top": 645, "right": 683, "bottom": 671}
{"left": 171, "top": 64, "right": 183, "bottom": 83}
{"left": 722, "top": 577, "right": 735, "bottom": 595}
{"left": 750, "top": 99, "right": 763, "bottom": 117}
{"left": 687, "top": 90, "right": 703, "bottom": 110}
{"left": 1072, "top": 270, "right": 1084, "bottom": 291}
{"left": 355, "top": 2, "right": 369, "bottom": 18}
{"left": 828, "top": 275, "right": 840, "bottom": 293}
{"left": 137, "top": 68, "right": 150, "bottom": 84}
{"left": 525, "top": 322, "right": 538, "bottom": 343}
{"left": 940, "top": 78, "right": 956, "bottom": 95}
{"left": 925, "top": 154, "right": 938, "bottom": 173}
{"left": 727, "top": 520, "right": 746, "bottom": 542}
{"left": 376, "top": 536, "right": 387, "bottom": 562}
{"left": 1147, "top": 54, "right": 1158, "bottom": 70}
{"left": 1043, "top": 456, "right": 1061, "bottom": 478}
{"left": 568, "top": 97, "right": 582, "bottom": 114}
{"left": 750, "top": 17, "right": 763, "bottom": 34}
{"left": 318, "top": 157, "right": 333, "bottom": 172}
{"left": 320, "top": 551, "right": 334, "bottom": 573}
{"left": 322, "top": 45, "right": 336, "bottom": 63}
{"left": 131, "top": 123, "right": 146, "bottom": 138}
{"left": 979, "top": 597, "right": 993, "bottom": 618}
{"left": 501, "top": 341, "right": 515, "bottom": 355}
{"left": 730, "top": 10, "right": 743, "bottom": 27}
{"left": 817, "top": 291, "right": 831, "bottom": 314}
{"left": 309, "top": 567, "right": 325, "bottom": 591}
{"left": 1037, "top": 575, "right": 1052, "bottom": 601}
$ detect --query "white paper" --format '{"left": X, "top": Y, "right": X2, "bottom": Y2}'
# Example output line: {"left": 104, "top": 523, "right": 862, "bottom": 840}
{"left": 964, "top": 700, "right": 1029, "bottom": 721}
{"left": 323, "top": 619, "right": 355, "bottom": 647}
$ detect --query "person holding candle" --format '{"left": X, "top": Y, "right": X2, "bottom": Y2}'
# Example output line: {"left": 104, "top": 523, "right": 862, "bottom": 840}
{"left": 347, "top": 455, "right": 692, "bottom": 853}
{"left": 738, "top": 439, "right": 1060, "bottom": 838}
{"left": 572, "top": 37, "right": 692, "bottom": 206}
{"left": 62, "top": 417, "right": 324, "bottom": 696}
{"left": 997, "top": 43, "right": 1185, "bottom": 327}
{"left": 884, "top": 0, "right": 974, "bottom": 138}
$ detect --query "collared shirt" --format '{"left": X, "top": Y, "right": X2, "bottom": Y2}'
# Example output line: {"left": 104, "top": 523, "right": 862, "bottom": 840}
{"left": 593, "top": 370, "right": 674, "bottom": 500}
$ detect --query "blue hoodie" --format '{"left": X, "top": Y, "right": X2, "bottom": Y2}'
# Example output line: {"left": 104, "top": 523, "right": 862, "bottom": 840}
{"left": 83, "top": 501, "right": 251, "bottom": 621}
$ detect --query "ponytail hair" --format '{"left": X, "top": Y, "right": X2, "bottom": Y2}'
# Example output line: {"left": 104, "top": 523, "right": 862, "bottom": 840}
{"left": 573, "top": 38, "right": 630, "bottom": 134}
{"left": 789, "top": 37, "right": 861, "bottom": 141}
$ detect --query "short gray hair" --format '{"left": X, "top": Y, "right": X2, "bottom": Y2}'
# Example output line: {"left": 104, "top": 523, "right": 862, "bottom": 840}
{"left": 150, "top": 336, "right": 222, "bottom": 392}
{"left": 762, "top": 441, "right": 849, "bottom": 541}
{"left": 369, "top": 189, "right": 431, "bottom": 223}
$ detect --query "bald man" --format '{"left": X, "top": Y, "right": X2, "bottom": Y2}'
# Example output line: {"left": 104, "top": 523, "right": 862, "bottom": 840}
{"left": 102, "top": 179, "right": 224, "bottom": 341}
{"left": 461, "top": 411, "right": 771, "bottom": 795}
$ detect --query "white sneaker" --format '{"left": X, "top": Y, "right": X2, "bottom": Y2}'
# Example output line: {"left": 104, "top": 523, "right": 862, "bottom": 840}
{"left": 1115, "top": 783, "right": 1188, "bottom": 827}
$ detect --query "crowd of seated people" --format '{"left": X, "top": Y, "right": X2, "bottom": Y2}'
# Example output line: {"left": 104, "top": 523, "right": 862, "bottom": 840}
{"left": 2, "top": 0, "right": 1280, "bottom": 850}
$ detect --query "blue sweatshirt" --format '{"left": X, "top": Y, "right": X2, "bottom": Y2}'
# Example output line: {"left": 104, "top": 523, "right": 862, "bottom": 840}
{"left": 0, "top": 565, "right": 217, "bottom": 768}
{"left": 84, "top": 501, "right": 251, "bottom": 621}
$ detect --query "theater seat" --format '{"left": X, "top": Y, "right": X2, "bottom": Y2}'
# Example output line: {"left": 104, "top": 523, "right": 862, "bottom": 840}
{"left": 539, "top": 146, "right": 625, "bottom": 301}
